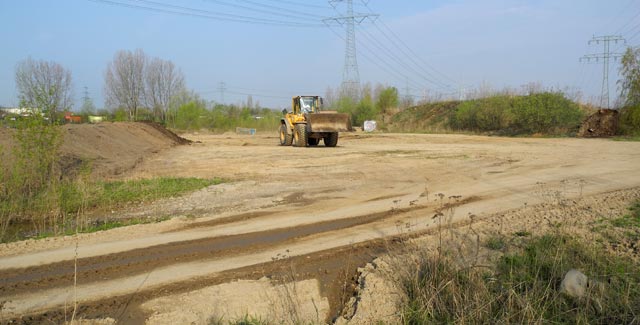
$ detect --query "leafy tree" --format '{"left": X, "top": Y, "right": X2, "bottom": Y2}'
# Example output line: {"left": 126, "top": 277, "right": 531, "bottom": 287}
{"left": 15, "top": 57, "right": 73, "bottom": 122}
{"left": 619, "top": 47, "right": 640, "bottom": 106}
{"left": 336, "top": 95, "right": 356, "bottom": 118}
{"left": 353, "top": 87, "right": 377, "bottom": 126}
{"left": 376, "top": 87, "right": 399, "bottom": 117}
{"left": 618, "top": 47, "right": 640, "bottom": 135}
{"left": 174, "top": 100, "right": 209, "bottom": 130}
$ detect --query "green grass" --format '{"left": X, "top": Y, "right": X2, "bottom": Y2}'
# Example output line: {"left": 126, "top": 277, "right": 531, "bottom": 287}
{"left": 401, "top": 233, "right": 640, "bottom": 324}
{"left": 1, "top": 177, "right": 222, "bottom": 242}
{"left": 61, "top": 177, "right": 223, "bottom": 214}
{"left": 33, "top": 215, "right": 172, "bottom": 240}
{"left": 485, "top": 236, "right": 506, "bottom": 250}
{"left": 610, "top": 201, "right": 640, "bottom": 228}
{"left": 611, "top": 135, "right": 640, "bottom": 141}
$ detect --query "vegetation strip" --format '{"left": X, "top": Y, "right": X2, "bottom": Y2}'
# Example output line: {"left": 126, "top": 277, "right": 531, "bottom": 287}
{"left": 397, "top": 201, "right": 640, "bottom": 324}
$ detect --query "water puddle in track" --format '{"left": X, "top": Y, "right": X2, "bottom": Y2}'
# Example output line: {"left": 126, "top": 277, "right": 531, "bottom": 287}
{"left": 0, "top": 204, "right": 427, "bottom": 295}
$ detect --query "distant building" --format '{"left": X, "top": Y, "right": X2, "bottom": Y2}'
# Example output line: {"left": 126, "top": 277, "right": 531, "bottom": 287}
{"left": 64, "top": 111, "right": 82, "bottom": 123}
{"left": 0, "top": 107, "right": 42, "bottom": 119}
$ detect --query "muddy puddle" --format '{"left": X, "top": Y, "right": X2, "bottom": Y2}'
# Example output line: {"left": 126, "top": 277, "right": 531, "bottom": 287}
{"left": 0, "top": 207, "right": 420, "bottom": 296}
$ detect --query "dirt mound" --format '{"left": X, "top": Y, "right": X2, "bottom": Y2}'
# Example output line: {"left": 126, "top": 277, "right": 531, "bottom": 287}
{"left": 140, "top": 121, "right": 192, "bottom": 145}
{"left": 578, "top": 109, "right": 619, "bottom": 137}
{"left": 2, "top": 122, "right": 189, "bottom": 179}
{"left": 59, "top": 122, "right": 191, "bottom": 178}
{"left": 388, "top": 101, "right": 460, "bottom": 133}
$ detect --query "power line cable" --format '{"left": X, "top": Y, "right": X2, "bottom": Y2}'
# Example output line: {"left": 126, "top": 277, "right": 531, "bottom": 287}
{"left": 615, "top": 9, "right": 640, "bottom": 35}
{"left": 602, "top": 0, "right": 638, "bottom": 33}
{"left": 371, "top": 19, "right": 458, "bottom": 88}
{"left": 225, "top": 90, "right": 292, "bottom": 99}
{"left": 88, "top": 0, "right": 324, "bottom": 27}
{"left": 231, "top": 0, "right": 328, "bottom": 18}
{"left": 329, "top": 1, "right": 458, "bottom": 91}
{"left": 357, "top": 26, "right": 451, "bottom": 91}
{"left": 360, "top": 2, "right": 459, "bottom": 87}
{"left": 254, "top": 0, "right": 335, "bottom": 9}
{"left": 326, "top": 24, "right": 432, "bottom": 93}
{"left": 198, "top": 0, "right": 324, "bottom": 21}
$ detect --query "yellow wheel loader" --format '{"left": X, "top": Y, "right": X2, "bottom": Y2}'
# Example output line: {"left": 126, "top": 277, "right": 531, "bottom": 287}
{"left": 279, "top": 96, "right": 353, "bottom": 147}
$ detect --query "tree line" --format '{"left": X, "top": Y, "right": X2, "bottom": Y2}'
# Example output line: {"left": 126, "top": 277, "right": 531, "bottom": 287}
{"left": 10, "top": 46, "right": 640, "bottom": 132}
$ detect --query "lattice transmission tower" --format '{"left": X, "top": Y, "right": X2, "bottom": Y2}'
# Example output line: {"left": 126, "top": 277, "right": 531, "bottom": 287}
{"left": 580, "top": 35, "right": 626, "bottom": 109}
{"left": 325, "top": 0, "right": 377, "bottom": 100}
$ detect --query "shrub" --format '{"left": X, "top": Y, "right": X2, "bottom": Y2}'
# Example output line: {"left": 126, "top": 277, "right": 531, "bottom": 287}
{"left": 618, "top": 104, "right": 640, "bottom": 135}
{"left": 447, "top": 93, "right": 584, "bottom": 135}
{"left": 510, "top": 92, "right": 584, "bottom": 134}
{"left": 0, "top": 118, "right": 64, "bottom": 236}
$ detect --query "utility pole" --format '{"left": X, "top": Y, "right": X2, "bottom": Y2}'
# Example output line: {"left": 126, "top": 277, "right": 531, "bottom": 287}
{"left": 403, "top": 77, "right": 412, "bottom": 108}
{"left": 217, "top": 82, "right": 227, "bottom": 104}
{"left": 82, "top": 86, "right": 90, "bottom": 103}
{"left": 324, "top": 0, "right": 378, "bottom": 101}
{"left": 458, "top": 86, "right": 466, "bottom": 101}
{"left": 580, "top": 35, "right": 626, "bottom": 109}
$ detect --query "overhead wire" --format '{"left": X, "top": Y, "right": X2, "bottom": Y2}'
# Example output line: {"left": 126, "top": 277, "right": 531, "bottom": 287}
{"left": 361, "top": 2, "right": 459, "bottom": 88}
{"left": 356, "top": 26, "right": 451, "bottom": 91}
{"left": 231, "top": 0, "right": 329, "bottom": 19}
{"left": 327, "top": 24, "right": 442, "bottom": 96}
{"left": 615, "top": 8, "right": 640, "bottom": 35}
{"left": 371, "top": 19, "right": 457, "bottom": 88}
{"left": 602, "top": 0, "right": 637, "bottom": 33}
{"left": 199, "top": 0, "right": 327, "bottom": 20}
{"left": 252, "top": 0, "right": 335, "bottom": 10}
{"left": 324, "top": 2, "right": 456, "bottom": 97}
{"left": 326, "top": 25, "right": 407, "bottom": 86}
{"left": 88, "top": 0, "right": 324, "bottom": 27}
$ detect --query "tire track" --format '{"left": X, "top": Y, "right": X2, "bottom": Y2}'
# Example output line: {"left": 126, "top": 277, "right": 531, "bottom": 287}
{"left": 0, "top": 204, "right": 428, "bottom": 297}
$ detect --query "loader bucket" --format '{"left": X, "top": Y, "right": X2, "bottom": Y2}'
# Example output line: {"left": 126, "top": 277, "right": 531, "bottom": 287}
{"left": 307, "top": 113, "right": 353, "bottom": 132}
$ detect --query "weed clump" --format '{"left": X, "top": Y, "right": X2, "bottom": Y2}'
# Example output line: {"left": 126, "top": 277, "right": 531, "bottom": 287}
{"left": 400, "top": 234, "right": 640, "bottom": 324}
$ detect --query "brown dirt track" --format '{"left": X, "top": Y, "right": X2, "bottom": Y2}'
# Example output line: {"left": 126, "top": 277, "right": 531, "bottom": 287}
{"left": 1, "top": 124, "right": 640, "bottom": 324}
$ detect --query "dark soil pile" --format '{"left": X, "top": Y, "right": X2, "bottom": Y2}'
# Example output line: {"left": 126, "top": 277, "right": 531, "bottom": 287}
{"left": 577, "top": 109, "right": 619, "bottom": 137}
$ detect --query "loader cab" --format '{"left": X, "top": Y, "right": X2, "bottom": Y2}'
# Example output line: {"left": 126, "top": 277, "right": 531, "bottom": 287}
{"left": 293, "top": 96, "right": 322, "bottom": 115}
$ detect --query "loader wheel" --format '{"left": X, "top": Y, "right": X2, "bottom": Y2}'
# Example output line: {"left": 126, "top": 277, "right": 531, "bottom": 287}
{"left": 308, "top": 138, "right": 319, "bottom": 146}
{"left": 279, "top": 124, "right": 292, "bottom": 146}
{"left": 293, "top": 124, "right": 307, "bottom": 147}
{"left": 324, "top": 132, "right": 339, "bottom": 147}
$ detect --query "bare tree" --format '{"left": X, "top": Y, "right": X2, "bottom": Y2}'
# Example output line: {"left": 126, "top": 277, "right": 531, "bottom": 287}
{"left": 15, "top": 57, "right": 73, "bottom": 122}
{"left": 145, "top": 57, "right": 185, "bottom": 122}
{"left": 104, "top": 49, "right": 146, "bottom": 121}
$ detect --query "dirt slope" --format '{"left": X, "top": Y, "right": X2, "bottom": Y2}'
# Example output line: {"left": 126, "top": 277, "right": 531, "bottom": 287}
{"left": 59, "top": 122, "right": 190, "bottom": 178}
{"left": 0, "top": 132, "right": 639, "bottom": 323}
{"left": 0, "top": 122, "right": 189, "bottom": 179}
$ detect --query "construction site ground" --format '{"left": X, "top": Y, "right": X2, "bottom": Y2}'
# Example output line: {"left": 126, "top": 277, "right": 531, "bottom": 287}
{"left": 1, "top": 125, "right": 640, "bottom": 324}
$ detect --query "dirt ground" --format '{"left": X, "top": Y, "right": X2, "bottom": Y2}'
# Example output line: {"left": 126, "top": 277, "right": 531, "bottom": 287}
{"left": 1, "top": 127, "right": 640, "bottom": 324}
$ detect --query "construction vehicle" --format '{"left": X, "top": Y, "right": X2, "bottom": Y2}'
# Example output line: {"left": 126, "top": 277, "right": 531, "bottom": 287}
{"left": 279, "top": 96, "right": 352, "bottom": 147}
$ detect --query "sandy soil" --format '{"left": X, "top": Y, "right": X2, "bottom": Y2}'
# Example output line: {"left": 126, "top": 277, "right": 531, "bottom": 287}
{"left": 1, "top": 129, "right": 639, "bottom": 323}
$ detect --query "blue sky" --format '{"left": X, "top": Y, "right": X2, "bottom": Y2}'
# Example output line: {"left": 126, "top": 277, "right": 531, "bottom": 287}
{"left": 0, "top": 0, "right": 639, "bottom": 109}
